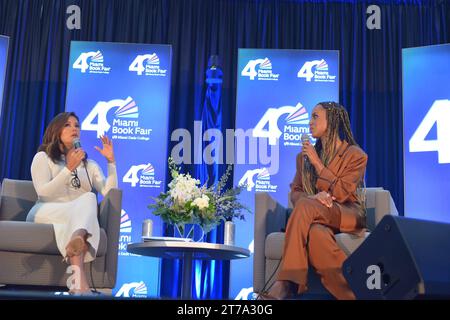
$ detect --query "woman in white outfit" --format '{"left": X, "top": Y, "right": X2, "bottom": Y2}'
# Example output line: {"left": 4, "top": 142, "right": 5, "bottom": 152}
{"left": 26, "top": 112, "right": 118, "bottom": 294}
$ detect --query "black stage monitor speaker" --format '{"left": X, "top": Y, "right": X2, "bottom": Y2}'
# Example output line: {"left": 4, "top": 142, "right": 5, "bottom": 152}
{"left": 343, "top": 215, "right": 450, "bottom": 299}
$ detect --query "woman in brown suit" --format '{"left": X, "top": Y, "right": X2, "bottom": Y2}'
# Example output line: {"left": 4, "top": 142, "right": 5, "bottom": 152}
{"left": 261, "top": 101, "right": 367, "bottom": 300}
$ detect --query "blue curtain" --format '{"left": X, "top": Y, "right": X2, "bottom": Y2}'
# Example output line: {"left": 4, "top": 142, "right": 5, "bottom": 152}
{"left": 0, "top": 0, "right": 449, "bottom": 299}
{"left": 194, "top": 57, "right": 226, "bottom": 299}
{"left": 160, "top": 57, "right": 228, "bottom": 300}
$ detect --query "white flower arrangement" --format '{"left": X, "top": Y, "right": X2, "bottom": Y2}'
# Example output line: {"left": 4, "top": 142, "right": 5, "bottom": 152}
{"left": 149, "top": 157, "right": 250, "bottom": 235}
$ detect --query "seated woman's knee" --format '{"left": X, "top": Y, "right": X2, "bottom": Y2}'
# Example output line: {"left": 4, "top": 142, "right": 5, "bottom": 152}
{"left": 293, "top": 197, "right": 323, "bottom": 217}
{"left": 80, "top": 192, "right": 97, "bottom": 204}
{"left": 295, "top": 197, "right": 317, "bottom": 209}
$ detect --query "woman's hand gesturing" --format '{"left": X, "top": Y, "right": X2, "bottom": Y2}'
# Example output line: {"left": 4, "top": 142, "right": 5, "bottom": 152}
{"left": 94, "top": 135, "right": 115, "bottom": 163}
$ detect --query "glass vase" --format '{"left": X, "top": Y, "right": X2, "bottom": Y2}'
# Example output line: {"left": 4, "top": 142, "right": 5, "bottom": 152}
{"left": 174, "top": 224, "right": 205, "bottom": 242}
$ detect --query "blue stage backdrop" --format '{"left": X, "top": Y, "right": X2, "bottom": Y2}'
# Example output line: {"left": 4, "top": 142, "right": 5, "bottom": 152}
{"left": 232, "top": 49, "right": 339, "bottom": 299}
{"left": 403, "top": 44, "right": 450, "bottom": 224}
{"left": 0, "top": 35, "right": 9, "bottom": 119}
{"left": 65, "top": 41, "right": 172, "bottom": 298}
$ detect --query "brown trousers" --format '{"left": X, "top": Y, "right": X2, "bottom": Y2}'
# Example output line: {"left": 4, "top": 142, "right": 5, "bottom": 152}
{"left": 277, "top": 197, "right": 365, "bottom": 300}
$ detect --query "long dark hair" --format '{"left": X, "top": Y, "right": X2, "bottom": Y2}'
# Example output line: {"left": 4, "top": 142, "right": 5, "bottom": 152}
{"left": 302, "top": 102, "right": 366, "bottom": 210}
{"left": 38, "top": 112, "right": 79, "bottom": 163}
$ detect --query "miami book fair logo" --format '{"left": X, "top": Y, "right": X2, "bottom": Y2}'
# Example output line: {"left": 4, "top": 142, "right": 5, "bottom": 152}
{"left": 241, "top": 57, "right": 279, "bottom": 81}
{"left": 72, "top": 50, "right": 111, "bottom": 74}
{"left": 253, "top": 102, "right": 310, "bottom": 147}
{"left": 297, "top": 59, "right": 336, "bottom": 82}
{"left": 118, "top": 209, "right": 133, "bottom": 256}
{"left": 81, "top": 96, "right": 152, "bottom": 141}
{"left": 129, "top": 53, "right": 167, "bottom": 77}
{"left": 115, "top": 281, "right": 148, "bottom": 298}
{"left": 122, "top": 163, "right": 162, "bottom": 188}
{"left": 238, "top": 167, "right": 278, "bottom": 193}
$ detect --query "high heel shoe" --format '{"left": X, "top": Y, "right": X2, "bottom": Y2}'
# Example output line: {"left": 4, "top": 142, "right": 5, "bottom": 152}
{"left": 257, "top": 281, "right": 300, "bottom": 300}
{"left": 65, "top": 235, "right": 88, "bottom": 258}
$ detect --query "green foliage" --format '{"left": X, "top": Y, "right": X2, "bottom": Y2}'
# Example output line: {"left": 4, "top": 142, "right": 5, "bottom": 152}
{"left": 148, "top": 157, "right": 250, "bottom": 234}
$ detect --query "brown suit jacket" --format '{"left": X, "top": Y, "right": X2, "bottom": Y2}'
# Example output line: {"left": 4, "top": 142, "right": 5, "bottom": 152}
{"left": 290, "top": 140, "right": 368, "bottom": 221}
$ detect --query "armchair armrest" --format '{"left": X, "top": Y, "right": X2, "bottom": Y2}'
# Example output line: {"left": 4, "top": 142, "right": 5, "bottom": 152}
{"left": 375, "top": 189, "right": 398, "bottom": 226}
{"left": 254, "top": 192, "right": 289, "bottom": 293}
{"left": 98, "top": 188, "right": 122, "bottom": 287}
{"left": 0, "top": 179, "right": 38, "bottom": 221}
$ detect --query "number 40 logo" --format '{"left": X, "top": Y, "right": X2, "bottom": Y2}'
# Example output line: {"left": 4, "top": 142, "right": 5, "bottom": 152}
{"left": 297, "top": 60, "right": 322, "bottom": 82}
{"left": 122, "top": 164, "right": 149, "bottom": 187}
{"left": 409, "top": 99, "right": 450, "bottom": 164}
{"left": 241, "top": 59, "right": 266, "bottom": 80}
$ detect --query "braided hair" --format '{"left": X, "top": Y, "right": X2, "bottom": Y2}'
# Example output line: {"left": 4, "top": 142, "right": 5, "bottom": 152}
{"left": 301, "top": 102, "right": 366, "bottom": 213}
